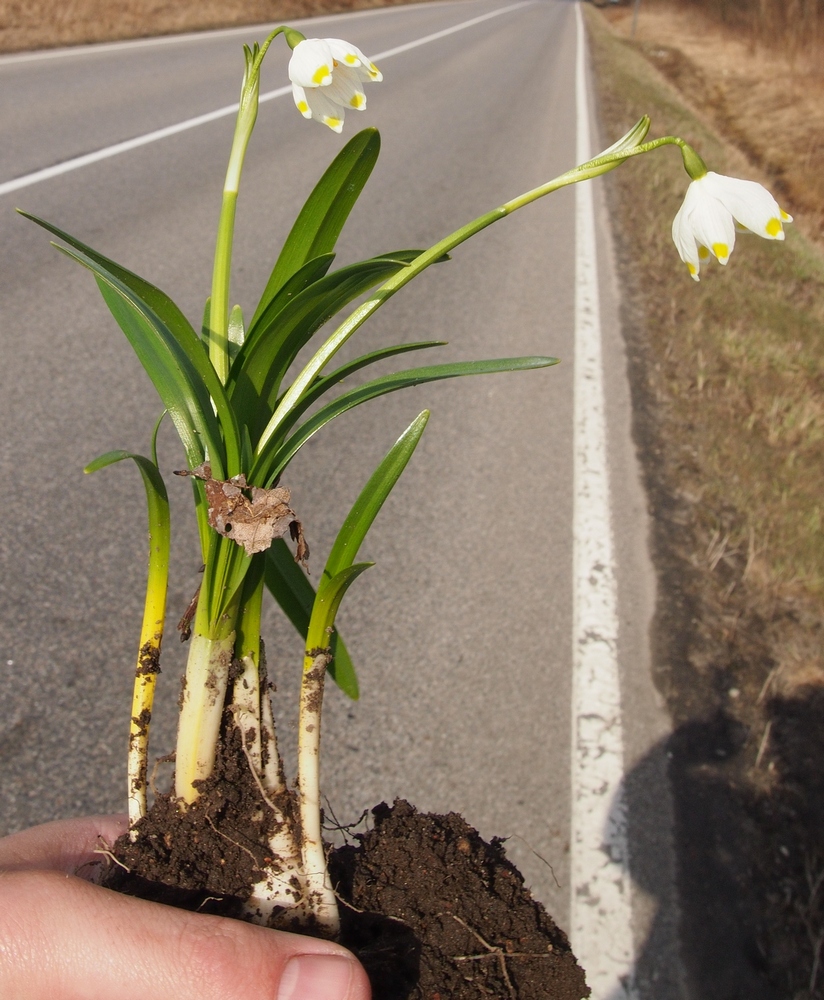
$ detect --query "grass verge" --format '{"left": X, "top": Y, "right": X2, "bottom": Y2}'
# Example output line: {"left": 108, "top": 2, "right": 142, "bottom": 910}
{"left": 586, "top": 5, "right": 824, "bottom": 995}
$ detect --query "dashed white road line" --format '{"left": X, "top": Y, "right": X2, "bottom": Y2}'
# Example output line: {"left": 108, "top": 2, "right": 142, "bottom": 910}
{"left": 570, "top": 4, "right": 636, "bottom": 997}
{"left": 0, "top": 1, "right": 532, "bottom": 198}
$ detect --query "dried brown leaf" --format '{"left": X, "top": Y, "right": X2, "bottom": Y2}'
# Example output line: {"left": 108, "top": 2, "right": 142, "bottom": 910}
{"left": 176, "top": 464, "right": 308, "bottom": 560}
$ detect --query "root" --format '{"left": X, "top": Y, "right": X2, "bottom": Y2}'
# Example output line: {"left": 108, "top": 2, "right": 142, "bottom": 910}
{"left": 441, "top": 912, "right": 558, "bottom": 999}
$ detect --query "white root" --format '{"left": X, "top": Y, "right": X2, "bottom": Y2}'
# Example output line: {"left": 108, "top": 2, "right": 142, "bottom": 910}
{"left": 296, "top": 650, "right": 340, "bottom": 936}
{"left": 175, "top": 632, "right": 235, "bottom": 804}
{"left": 233, "top": 650, "right": 310, "bottom": 926}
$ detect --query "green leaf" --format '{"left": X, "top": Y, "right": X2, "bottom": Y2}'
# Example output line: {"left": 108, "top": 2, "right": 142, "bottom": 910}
{"left": 88, "top": 266, "right": 226, "bottom": 475}
{"left": 254, "top": 355, "right": 559, "bottom": 486}
{"left": 264, "top": 539, "right": 359, "bottom": 698}
{"left": 323, "top": 410, "right": 429, "bottom": 583}
{"left": 84, "top": 449, "right": 170, "bottom": 552}
{"left": 250, "top": 128, "right": 380, "bottom": 328}
{"left": 230, "top": 253, "right": 425, "bottom": 443}
{"left": 245, "top": 254, "right": 335, "bottom": 344}
{"left": 23, "top": 212, "right": 242, "bottom": 477}
{"left": 84, "top": 449, "right": 167, "bottom": 500}
{"left": 306, "top": 563, "right": 373, "bottom": 654}
{"left": 277, "top": 341, "right": 446, "bottom": 436}
{"left": 228, "top": 304, "right": 245, "bottom": 363}
{"left": 202, "top": 529, "right": 252, "bottom": 627}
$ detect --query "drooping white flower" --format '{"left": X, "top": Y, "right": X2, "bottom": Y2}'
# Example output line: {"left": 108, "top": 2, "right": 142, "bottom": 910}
{"left": 671, "top": 171, "right": 792, "bottom": 281}
{"left": 288, "top": 37, "right": 382, "bottom": 133}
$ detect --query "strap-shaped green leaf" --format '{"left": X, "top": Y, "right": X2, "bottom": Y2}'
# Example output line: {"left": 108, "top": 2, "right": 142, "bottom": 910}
{"left": 306, "top": 563, "right": 373, "bottom": 660}
{"left": 84, "top": 449, "right": 170, "bottom": 598}
{"left": 85, "top": 449, "right": 168, "bottom": 506}
{"left": 250, "top": 128, "right": 380, "bottom": 328}
{"left": 264, "top": 539, "right": 359, "bottom": 698}
{"left": 324, "top": 410, "right": 429, "bottom": 583}
{"left": 201, "top": 526, "right": 252, "bottom": 627}
{"left": 230, "top": 253, "right": 424, "bottom": 443}
{"left": 245, "top": 254, "right": 335, "bottom": 344}
{"left": 253, "top": 355, "right": 559, "bottom": 486}
{"left": 88, "top": 267, "right": 226, "bottom": 476}
{"left": 21, "top": 211, "right": 197, "bottom": 350}
{"left": 24, "top": 212, "right": 242, "bottom": 477}
{"left": 276, "top": 341, "right": 446, "bottom": 437}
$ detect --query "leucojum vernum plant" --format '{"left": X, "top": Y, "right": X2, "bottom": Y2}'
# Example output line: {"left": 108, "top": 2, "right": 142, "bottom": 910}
{"left": 21, "top": 25, "right": 792, "bottom": 936}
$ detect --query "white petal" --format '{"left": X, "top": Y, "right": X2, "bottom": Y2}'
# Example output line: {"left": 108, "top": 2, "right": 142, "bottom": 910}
{"left": 326, "top": 38, "right": 382, "bottom": 81}
{"left": 327, "top": 65, "right": 367, "bottom": 110}
{"left": 684, "top": 176, "right": 736, "bottom": 264}
{"left": 672, "top": 195, "right": 701, "bottom": 280}
{"left": 303, "top": 87, "right": 346, "bottom": 132}
{"left": 291, "top": 84, "right": 313, "bottom": 119}
{"left": 288, "top": 38, "right": 334, "bottom": 89}
{"left": 703, "top": 172, "right": 790, "bottom": 241}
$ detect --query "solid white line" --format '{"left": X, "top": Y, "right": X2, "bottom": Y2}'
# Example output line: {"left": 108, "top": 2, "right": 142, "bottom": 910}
{"left": 570, "top": 4, "right": 636, "bottom": 998}
{"left": 0, "top": 0, "right": 533, "bottom": 197}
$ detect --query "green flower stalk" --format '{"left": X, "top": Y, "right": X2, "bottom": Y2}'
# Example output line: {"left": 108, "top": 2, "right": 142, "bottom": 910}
{"left": 23, "top": 21, "right": 791, "bottom": 934}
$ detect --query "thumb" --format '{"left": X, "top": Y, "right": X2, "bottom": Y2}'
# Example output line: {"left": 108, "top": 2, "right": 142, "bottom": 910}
{"left": 0, "top": 868, "right": 371, "bottom": 1000}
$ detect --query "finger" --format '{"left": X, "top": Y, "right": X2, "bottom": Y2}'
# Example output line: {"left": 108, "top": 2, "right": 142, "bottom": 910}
{"left": 0, "top": 814, "right": 129, "bottom": 874}
{"left": 0, "top": 869, "right": 371, "bottom": 1000}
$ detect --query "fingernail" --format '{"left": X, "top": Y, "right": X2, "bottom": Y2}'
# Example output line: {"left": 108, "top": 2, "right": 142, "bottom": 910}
{"left": 277, "top": 954, "right": 355, "bottom": 1000}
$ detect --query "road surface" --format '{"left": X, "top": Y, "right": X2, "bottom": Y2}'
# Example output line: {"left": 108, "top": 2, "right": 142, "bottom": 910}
{"left": 0, "top": 2, "right": 681, "bottom": 994}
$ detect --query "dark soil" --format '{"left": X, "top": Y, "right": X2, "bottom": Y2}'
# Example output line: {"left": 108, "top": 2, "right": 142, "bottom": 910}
{"left": 102, "top": 733, "right": 588, "bottom": 1000}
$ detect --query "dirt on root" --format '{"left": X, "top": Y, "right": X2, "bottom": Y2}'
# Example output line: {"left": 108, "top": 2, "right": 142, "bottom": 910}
{"left": 101, "top": 732, "right": 587, "bottom": 1000}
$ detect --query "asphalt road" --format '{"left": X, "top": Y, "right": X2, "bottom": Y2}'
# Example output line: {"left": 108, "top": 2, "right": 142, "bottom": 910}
{"left": 0, "top": 1, "right": 681, "bottom": 994}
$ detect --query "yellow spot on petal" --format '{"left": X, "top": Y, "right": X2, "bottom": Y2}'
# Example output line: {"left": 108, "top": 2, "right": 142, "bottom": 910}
{"left": 781, "top": 209, "right": 792, "bottom": 221}
{"left": 765, "top": 217, "right": 782, "bottom": 237}
{"left": 324, "top": 116, "right": 342, "bottom": 129}
{"left": 712, "top": 242, "right": 729, "bottom": 261}
{"left": 698, "top": 246, "right": 710, "bottom": 260}
{"left": 312, "top": 65, "right": 331, "bottom": 85}
{"left": 297, "top": 101, "right": 309, "bottom": 114}
{"left": 344, "top": 54, "right": 358, "bottom": 64}
{"left": 350, "top": 93, "right": 365, "bottom": 108}
{"left": 687, "top": 262, "right": 697, "bottom": 275}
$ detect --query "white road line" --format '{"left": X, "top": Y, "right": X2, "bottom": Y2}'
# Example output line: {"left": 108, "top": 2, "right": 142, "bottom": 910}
{"left": 570, "top": 4, "right": 636, "bottom": 998}
{"left": 0, "top": 0, "right": 532, "bottom": 197}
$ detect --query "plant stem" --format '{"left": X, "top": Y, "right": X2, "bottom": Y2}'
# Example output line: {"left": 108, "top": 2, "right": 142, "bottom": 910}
{"left": 297, "top": 646, "right": 340, "bottom": 935}
{"left": 127, "top": 478, "right": 170, "bottom": 834}
{"left": 174, "top": 587, "right": 239, "bottom": 805}
{"left": 208, "top": 26, "right": 293, "bottom": 383}
{"left": 254, "top": 131, "right": 684, "bottom": 463}
{"left": 231, "top": 560, "right": 266, "bottom": 779}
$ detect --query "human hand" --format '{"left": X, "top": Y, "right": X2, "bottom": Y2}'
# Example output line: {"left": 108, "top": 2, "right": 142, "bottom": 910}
{"left": 0, "top": 814, "right": 371, "bottom": 1000}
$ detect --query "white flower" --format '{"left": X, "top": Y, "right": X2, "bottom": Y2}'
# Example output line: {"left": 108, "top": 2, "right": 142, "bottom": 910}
{"left": 288, "top": 37, "right": 382, "bottom": 133}
{"left": 671, "top": 171, "right": 792, "bottom": 281}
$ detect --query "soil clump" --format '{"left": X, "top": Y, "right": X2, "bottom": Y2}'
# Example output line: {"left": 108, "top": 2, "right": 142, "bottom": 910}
{"left": 101, "top": 733, "right": 588, "bottom": 1000}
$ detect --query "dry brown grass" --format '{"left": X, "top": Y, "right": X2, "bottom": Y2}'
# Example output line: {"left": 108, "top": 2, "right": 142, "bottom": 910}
{"left": 666, "top": 0, "right": 824, "bottom": 52}
{"left": 0, "top": 0, "right": 430, "bottom": 53}
{"left": 590, "top": 4, "right": 824, "bottom": 608}
{"left": 587, "top": 9, "right": 824, "bottom": 986}
{"left": 603, "top": 0, "right": 824, "bottom": 244}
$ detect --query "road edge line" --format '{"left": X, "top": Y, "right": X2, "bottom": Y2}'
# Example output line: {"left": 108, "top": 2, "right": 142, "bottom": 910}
{"left": 570, "top": 3, "right": 636, "bottom": 996}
